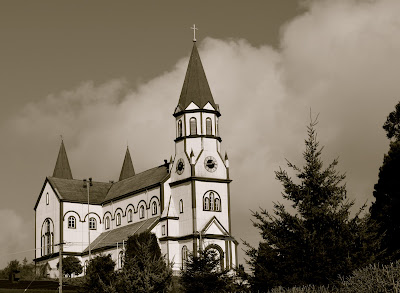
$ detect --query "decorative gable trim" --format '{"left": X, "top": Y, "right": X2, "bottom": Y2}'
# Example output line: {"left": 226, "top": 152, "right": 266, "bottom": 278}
{"left": 201, "top": 216, "right": 229, "bottom": 236}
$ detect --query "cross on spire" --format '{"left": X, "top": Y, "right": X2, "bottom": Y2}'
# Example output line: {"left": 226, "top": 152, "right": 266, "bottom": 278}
{"left": 190, "top": 24, "right": 198, "bottom": 42}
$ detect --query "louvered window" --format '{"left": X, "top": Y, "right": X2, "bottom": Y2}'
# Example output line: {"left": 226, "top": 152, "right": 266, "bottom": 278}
{"left": 206, "top": 118, "right": 212, "bottom": 135}
{"left": 190, "top": 118, "right": 197, "bottom": 135}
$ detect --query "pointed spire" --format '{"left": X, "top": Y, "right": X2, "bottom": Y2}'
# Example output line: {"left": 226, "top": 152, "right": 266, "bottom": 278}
{"left": 53, "top": 139, "right": 73, "bottom": 179}
{"left": 190, "top": 149, "right": 195, "bottom": 165}
{"left": 119, "top": 147, "right": 135, "bottom": 181}
{"left": 178, "top": 43, "right": 217, "bottom": 111}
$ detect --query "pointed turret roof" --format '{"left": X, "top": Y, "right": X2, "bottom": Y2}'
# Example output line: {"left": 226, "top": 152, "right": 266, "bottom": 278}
{"left": 119, "top": 147, "right": 135, "bottom": 181}
{"left": 178, "top": 42, "right": 217, "bottom": 111}
{"left": 53, "top": 140, "right": 73, "bottom": 179}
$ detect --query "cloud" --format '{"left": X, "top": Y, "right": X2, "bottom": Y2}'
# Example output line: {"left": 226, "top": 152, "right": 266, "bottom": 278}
{"left": 0, "top": 210, "right": 30, "bottom": 268}
{"left": 3, "top": 0, "right": 400, "bottom": 265}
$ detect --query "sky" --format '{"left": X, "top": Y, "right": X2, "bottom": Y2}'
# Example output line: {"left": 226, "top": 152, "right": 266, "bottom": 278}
{"left": 1, "top": 0, "right": 400, "bottom": 269}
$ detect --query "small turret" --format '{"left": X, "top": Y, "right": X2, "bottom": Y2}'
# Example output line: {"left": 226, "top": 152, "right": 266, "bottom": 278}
{"left": 190, "top": 149, "right": 195, "bottom": 165}
{"left": 225, "top": 152, "right": 229, "bottom": 168}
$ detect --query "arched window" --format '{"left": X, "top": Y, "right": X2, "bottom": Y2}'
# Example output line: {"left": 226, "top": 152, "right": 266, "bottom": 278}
{"left": 89, "top": 217, "right": 96, "bottom": 230}
{"left": 105, "top": 216, "right": 110, "bottom": 230}
{"left": 42, "top": 219, "right": 54, "bottom": 255}
{"left": 84, "top": 260, "right": 88, "bottom": 275}
{"left": 178, "top": 120, "right": 183, "bottom": 137}
{"left": 215, "top": 198, "right": 220, "bottom": 212}
{"left": 203, "top": 191, "right": 221, "bottom": 212}
{"left": 205, "top": 244, "right": 224, "bottom": 271}
{"left": 139, "top": 205, "right": 145, "bottom": 219}
{"left": 46, "top": 192, "right": 49, "bottom": 205}
{"left": 118, "top": 251, "right": 124, "bottom": 269}
{"left": 179, "top": 199, "right": 184, "bottom": 213}
{"left": 152, "top": 202, "right": 157, "bottom": 215}
{"left": 128, "top": 209, "right": 133, "bottom": 223}
{"left": 116, "top": 213, "right": 121, "bottom": 226}
{"left": 68, "top": 216, "right": 76, "bottom": 229}
{"left": 206, "top": 117, "right": 212, "bottom": 135}
{"left": 210, "top": 192, "right": 215, "bottom": 211}
{"left": 190, "top": 117, "right": 197, "bottom": 135}
{"left": 204, "top": 197, "right": 210, "bottom": 211}
{"left": 182, "top": 246, "right": 188, "bottom": 270}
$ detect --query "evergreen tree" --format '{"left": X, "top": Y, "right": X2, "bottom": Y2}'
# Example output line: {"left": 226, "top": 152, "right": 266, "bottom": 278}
{"left": 180, "top": 248, "right": 228, "bottom": 293}
{"left": 115, "top": 231, "right": 172, "bottom": 293}
{"left": 246, "top": 117, "right": 377, "bottom": 291}
{"left": 370, "top": 101, "right": 400, "bottom": 262}
{"left": 82, "top": 254, "right": 116, "bottom": 293}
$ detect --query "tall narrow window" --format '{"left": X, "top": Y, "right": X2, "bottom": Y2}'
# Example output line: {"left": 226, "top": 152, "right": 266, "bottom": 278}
{"left": 190, "top": 117, "right": 197, "bottom": 135}
{"left": 47, "top": 233, "right": 51, "bottom": 254}
{"left": 182, "top": 246, "right": 188, "bottom": 270}
{"left": 116, "top": 213, "right": 121, "bottom": 226}
{"left": 152, "top": 202, "right": 157, "bottom": 215}
{"left": 46, "top": 192, "right": 49, "bottom": 205}
{"left": 128, "top": 209, "right": 133, "bottom": 223}
{"left": 162, "top": 225, "right": 166, "bottom": 236}
{"left": 139, "top": 205, "right": 145, "bottom": 219}
{"left": 46, "top": 219, "right": 50, "bottom": 233}
{"left": 118, "top": 251, "right": 124, "bottom": 269}
{"left": 41, "top": 236, "right": 45, "bottom": 256}
{"left": 105, "top": 216, "right": 110, "bottom": 230}
{"left": 178, "top": 120, "right": 183, "bottom": 137}
{"left": 89, "top": 217, "right": 96, "bottom": 230}
{"left": 179, "top": 199, "right": 184, "bottom": 213}
{"left": 206, "top": 118, "right": 212, "bottom": 135}
{"left": 210, "top": 192, "right": 215, "bottom": 211}
{"left": 68, "top": 216, "right": 76, "bottom": 229}
{"left": 204, "top": 197, "right": 210, "bottom": 211}
{"left": 215, "top": 198, "right": 220, "bottom": 212}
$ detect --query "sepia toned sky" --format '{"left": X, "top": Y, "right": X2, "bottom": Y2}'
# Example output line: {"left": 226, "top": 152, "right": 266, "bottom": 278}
{"left": 1, "top": 0, "right": 400, "bottom": 269}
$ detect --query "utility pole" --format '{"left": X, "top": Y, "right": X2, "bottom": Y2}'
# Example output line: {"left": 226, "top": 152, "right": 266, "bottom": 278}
{"left": 83, "top": 178, "right": 93, "bottom": 260}
{"left": 56, "top": 242, "right": 65, "bottom": 293}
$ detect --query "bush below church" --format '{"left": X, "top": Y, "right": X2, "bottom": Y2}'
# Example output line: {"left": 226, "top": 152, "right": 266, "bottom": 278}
{"left": 266, "top": 261, "right": 400, "bottom": 293}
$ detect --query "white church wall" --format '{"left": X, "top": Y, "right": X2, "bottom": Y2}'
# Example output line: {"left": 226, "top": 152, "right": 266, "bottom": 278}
{"left": 171, "top": 182, "right": 193, "bottom": 236}
{"left": 62, "top": 202, "right": 102, "bottom": 253}
{"left": 162, "top": 178, "right": 171, "bottom": 212}
{"left": 102, "top": 186, "right": 161, "bottom": 231}
{"left": 195, "top": 181, "right": 229, "bottom": 233}
{"left": 35, "top": 182, "right": 61, "bottom": 259}
{"left": 195, "top": 148, "right": 227, "bottom": 179}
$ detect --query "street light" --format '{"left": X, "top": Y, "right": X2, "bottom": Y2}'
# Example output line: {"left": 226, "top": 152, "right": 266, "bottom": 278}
{"left": 83, "top": 178, "right": 93, "bottom": 260}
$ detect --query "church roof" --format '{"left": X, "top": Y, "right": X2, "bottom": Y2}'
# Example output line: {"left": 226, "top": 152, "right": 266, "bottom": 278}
{"left": 47, "top": 177, "right": 111, "bottom": 204}
{"left": 177, "top": 42, "right": 217, "bottom": 111}
{"left": 119, "top": 147, "right": 135, "bottom": 181}
{"left": 85, "top": 216, "right": 160, "bottom": 252}
{"left": 53, "top": 140, "right": 73, "bottom": 179}
{"left": 103, "top": 164, "right": 169, "bottom": 203}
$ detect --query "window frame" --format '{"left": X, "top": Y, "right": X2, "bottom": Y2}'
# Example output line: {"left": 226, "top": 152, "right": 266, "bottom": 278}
{"left": 105, "top": 216, "right": 110, "bottom": 230}
{"left": 178, "top": 119, "right": 183, "bottom": 137}
{"left": 68, "top": 216, "right": 76, "bottom": 229}
{"left": 190, "top": 117, "right": 197, "bottom": 135}
{"left": 46, "top": 192, "right": 49, "bottom": 205}
{"left": 128, "top": 209, "right": 133, "bottom": 223}
{"left": 139, "top": 205, "right": 145, "bottom": 219}
{"left": 179, "top": 199, "right": 184, "bottom": 213}
{"left": 89, "top": 217, "right": 97, "bottom": 230}
{"left": 152, "top": 202, "right": 157, "bottom": 215}
{"left": 182, "top": 245, "right": 188, "bottom": 270}
{"left": 206, "top": 117, "right": 212, "bottom": 135}
{"left": 116, "top": 213, "right": 121, "bottom": 226}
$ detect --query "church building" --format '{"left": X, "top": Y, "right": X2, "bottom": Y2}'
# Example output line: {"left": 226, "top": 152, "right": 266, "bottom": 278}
{"left": 34, "top": 39, "right": 238, "bottom": 277}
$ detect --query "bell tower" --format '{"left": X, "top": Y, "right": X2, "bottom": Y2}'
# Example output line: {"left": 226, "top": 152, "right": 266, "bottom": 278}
{"left": 166, "top": 38, "right": 237, "bottom": 271}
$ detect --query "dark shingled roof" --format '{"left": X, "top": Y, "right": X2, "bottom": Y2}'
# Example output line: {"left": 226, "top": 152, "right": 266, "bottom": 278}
{"left": 85, "top": 217, "right": 159, "bottom": 252}
{"left": 104, "top": 165, "right": 169, "bottom": 203}
{"left": 47, "top": 177, "right": 111, "bottom": 204}
{"left": 119, "top": 147, "right": 135, "bottom": 181}
{"left": 178, "top": 42, "right": 217, "bottom": 110}
{"left": 53, "top": 140, "right": 73, "bottom": 179}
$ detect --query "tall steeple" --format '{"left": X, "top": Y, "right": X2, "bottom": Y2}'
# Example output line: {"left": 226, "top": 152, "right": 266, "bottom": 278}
{"left": 119, "top": 147, "right": 135, "bottom": 181}
{"left": 177, "top": 42, "right": 218, "bottom": 111}
{"left": 53, "top": 140, "right": 73, "bottom": 179}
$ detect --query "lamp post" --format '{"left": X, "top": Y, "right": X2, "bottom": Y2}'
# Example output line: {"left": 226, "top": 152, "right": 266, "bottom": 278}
{"left": 83, "top": 178, "right": 93, "bottom": 260}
